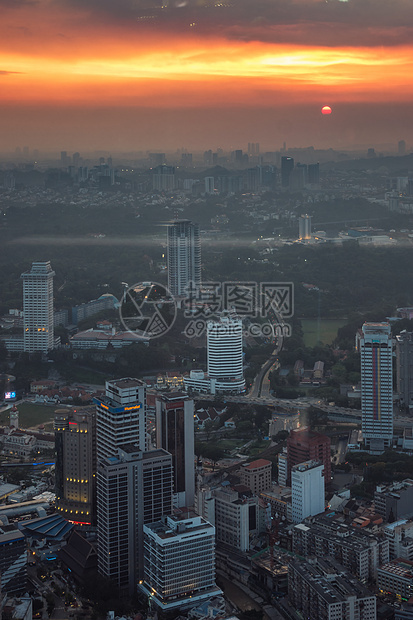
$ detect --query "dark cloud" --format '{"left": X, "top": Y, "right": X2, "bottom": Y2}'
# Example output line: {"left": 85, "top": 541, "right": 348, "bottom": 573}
{"left": 57, "top": 0, "right": 413, "bottom": 46}
{"left": 0, "top": 70, "right": 23, "bottom": 75}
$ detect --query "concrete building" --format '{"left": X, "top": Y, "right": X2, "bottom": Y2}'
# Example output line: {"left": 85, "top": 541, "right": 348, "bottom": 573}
{"left": 277, "top": 448, "right": 288, "bottom": 486}
{"left": 360, "top": 322, "right": 393, "bottom": 452}
{"left": 0, "top": 527, "right": 27, "bottom": 594}
{"left": 384, "top": 520, "right": 413, "bottom": 560}
{"left": 94, "top": 378, "right": 147, "bottom": 463}
{"left": 396, "top": 331, "right": 413, "bottom": 408}
{"left": 292, "top": 516, "right": 389, "bottom": 583}
{"left": 286, "top": 427, "right": 331, "bottom": 486}
{"left": 375, "top": 480, "right": 413, "bottom": 522}
{"left": 298, "top": 214, "right": 312, "bottom": 240}
{"left": 54, "top": 407, "right": 96, "bottom": 525}
{"left": 155, "top": 392, "right": 195, "bottom": 507}
{"left": 196, "top": 486, "right": 262, "bottom": 553}
{"left": 240, "top": 459, "right": 272, "bottom": 495}
{"left": 281, "top": 156, "right": 294, "bottom": 187}
{"left": 378, "top": 558, "right": 413, "bottom": 599}
{"left": 97, "top": 447, "right": 173, "bottom": 596}
{"left": 71, "top": 294, "right": 118, "bottom": 325}
{"left": 139, "top": 514, "right": 221, "bottom": 613}
{"left": 289, "top": 556, "right": 376, "bottom": 620}
{"left": 21, "top": 261, "right": 55, "bottom": 353}
{"left": 184, "top": 312, "right": 246, "bottom": 394}
{"left": 167, "top": 219, "right": 201, "bottom": 297}
{"left": 152, "top": 164, "right": 175, "bottom": 191}
{"left": 291, "top": 460, "right": 325, "bottom": 524}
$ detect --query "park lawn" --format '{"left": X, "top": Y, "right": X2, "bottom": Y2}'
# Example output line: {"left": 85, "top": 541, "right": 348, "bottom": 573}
{"left": 301, "top": 318, "right": 347, "bottom": 348}
{"left": 0, "top": 402, "right": 59, "bottom": 429}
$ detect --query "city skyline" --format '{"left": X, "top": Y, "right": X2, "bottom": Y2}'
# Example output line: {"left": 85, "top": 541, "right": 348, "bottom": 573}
{"left": 1, "top": 0, "right": 413, "bottom": 151}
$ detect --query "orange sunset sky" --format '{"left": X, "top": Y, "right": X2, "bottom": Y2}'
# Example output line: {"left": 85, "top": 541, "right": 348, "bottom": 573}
{"left": 1, "top": 0, "right": 413, "bottom": 152}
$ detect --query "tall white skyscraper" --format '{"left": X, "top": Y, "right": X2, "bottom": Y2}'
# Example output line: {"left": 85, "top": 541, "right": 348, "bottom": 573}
{"left": 291, "top": 460, "right": 325, "bottom": 524}
{"left": 21, "top": 261, "right": 55, "bottom": 352}
{"left": 167, "top": 219, "right": 201, "bottom": 297}
{"left": 94, "top": 378, "right": 147, "bottom": 462}
{"left": 207, "top": 312, "right": 245, "bottom": 391}
{"left": 360, "top": 322, "right": 393, "bottom": 452}
{"left": 184, "top": 312, "right": 246, "bottom": 394}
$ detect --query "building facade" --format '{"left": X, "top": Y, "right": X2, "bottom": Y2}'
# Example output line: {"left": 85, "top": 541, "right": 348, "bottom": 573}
{"left": 396, "top": 331, "right": 413, "bottom": 409}
{"left": 291, "top": 460, "right": 325, "bottom": 524}
{"left": 184, "top": 312, "right": 246, "bottom": 394}
{"left": 0, "top": 528, "right": 27, "bottom": 594}
{"left": 155, "top": 392, "right": 195, "bottom": 507}
{"left": 360, "top": 322, "right": 393, "bottom": 452}
{"left": 167, "top": 219, "right": 201, "bottom": 297}
{"left": 21, "top": 261, "right": 55, "bottom": 353}
{"left": 54, "top": 407, "right": 96, "bottom": 525}
{"left": 286, "top": 427, "right": 331, "bottom": 486}
{"left": 97, "top": 447, "right": 173, "bottom": 596}
{"left": 95, "top": 378, "right": 147, "bottom": 462}
{"left": 240, "top": 459, "right": 272, "bottom": 495}
{"left": 292, "top": 517, "right": 389, "bottom": 583}
{"left": 289, "top": 557, "right": 376, "bottom": 620}
{"left": 139, "top": 514, "right": 221, "bottom": 612}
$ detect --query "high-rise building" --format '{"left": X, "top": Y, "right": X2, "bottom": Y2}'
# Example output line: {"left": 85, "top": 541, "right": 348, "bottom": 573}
{"left": 97, "top": 447, "right": 173, "bottom": 596}
{"left": 139, "top": 514, "right": 221, "bottom": 613}
{"left": 286, "top": 427, "right": 330, "bottom": 485}
{"left": 54, "top": 407, "right": 96, "bottom": 525}
{"left": 21, "top": 261, "right": 55, "bottom": 353}
{"left": 94, "top": 378, "right": 147, "bottom": 462}
{"left": 0, "top": 527, "right": 27, "bottom": 594}
{"left": 184, "top": 312, "right": 246, "bottom": 394}
{"left": 152, "top": 164, "right": 175, "bottom": 191}
{"left": 155, "top": 392, "right": 195, "bottom": 506}
{"left": 360, "top": 322, "right": 393, "bottom": 452}
{"left": 167, "top": 219, "right": 201, "bottom": 297}
{"left": 398, "top": 140, "right": 407, "bottom": 156}
{"left": 291, "top": 460, "right": 325, "bottom": 523}
{"left": 396, "top": 331, "right": 413, "bottom": 409}
{"left": 281, "top": 156, "right": 294, "bottom": 187}
{"left": 204, "top": 176, "right": 215, "bottom": 194}
{"left": 298, "top": 214, "right": 312, "bottom": 240}
{"left": 207, "top": 312, "right": 243, "bottom": 382}
{"left": 307, "top": 162, "right": 320, "bottom": 186}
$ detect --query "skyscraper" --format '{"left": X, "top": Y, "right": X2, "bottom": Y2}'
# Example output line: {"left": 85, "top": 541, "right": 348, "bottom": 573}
{"left": 298, "top": 214, "right": 312, "bottom": 240}
{"left": 207, "top": 312, "right": 245, "bottom": 389}
{"left": 152, "top": 164, "right": 175, "bottom": 191}
{"left": 156, "top": 392, "right": 195, "bottom": 507}
{"left": 139, "top": 514, "right": 221, "bottom": 613}
{"left": 54, "top": 407, "right": 96, "bottom": 525}
{"left": 281, "top": 156, "right": 294, "bottom": 187}
{"left": 97, "top": 446, "right": 173, "bottom": 596}
{"left": 286, "top": 427, "right": 331, "bottom": 485}
{"left": 360, "top": 322, "right": 393, "bottom": 452}
{"left": 21, "top": 261, "right": 55, "bottom": 353}
{"left": 291, "top": 460, "right": 325, "bottom": 523}
{"left": 396, "top": 331, "right": 413, "bottom": 409}
{"left": 184, "top": 312, "right": 246, "bottom": 394}
{"left": 94, "top": 378, "right": 147, "bottom": 462}
{"left": 167, "top": 219, "right": 201, "bottom": 297}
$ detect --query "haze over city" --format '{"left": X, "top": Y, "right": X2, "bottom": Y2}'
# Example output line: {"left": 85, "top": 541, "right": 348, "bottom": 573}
{"left": 1, "top": 0, "right": 413, "bottom": 152}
